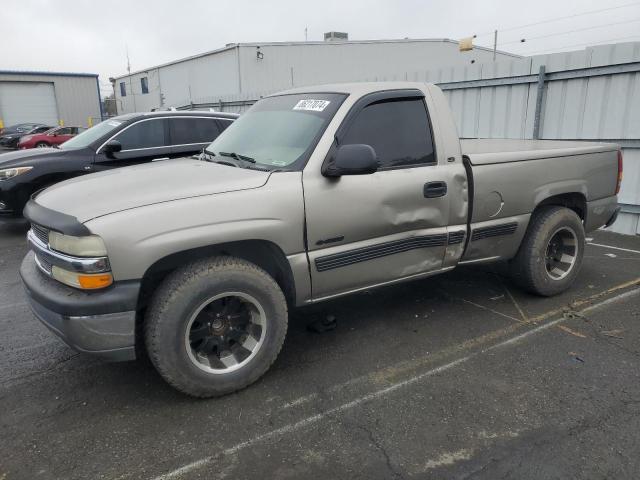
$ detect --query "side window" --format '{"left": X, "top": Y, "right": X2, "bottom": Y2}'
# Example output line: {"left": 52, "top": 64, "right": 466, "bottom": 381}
{"left": 114, "top": 120, "right": 165, "bottom": 150}
{"left": 169, "top": 118, "right": 220, "bottom": 145}
{"left": 341, "top": 98, "right": 435, "bottom": 169}
{"left": 217, "top": 119, "right": 233, "bottom": 132}
{"left": 141, "top": 77, "right": 149, "bottom": 94}
{"left": 120, "top": 82, "right": 126, "bottom": 97}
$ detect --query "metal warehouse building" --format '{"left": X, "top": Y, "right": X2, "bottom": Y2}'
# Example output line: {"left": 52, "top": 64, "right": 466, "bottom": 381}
{"left": 0, "top": 71, "right": 102, "bottom": 128}
{"left": 113, "top": 36, "right": 518, "bottom": 114}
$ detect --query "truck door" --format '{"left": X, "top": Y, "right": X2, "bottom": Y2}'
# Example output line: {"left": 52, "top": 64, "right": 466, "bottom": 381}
{"left": 303, "top": 90, "right": 454, "bottom": 300}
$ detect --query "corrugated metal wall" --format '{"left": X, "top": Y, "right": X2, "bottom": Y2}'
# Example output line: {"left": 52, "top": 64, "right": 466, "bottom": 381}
{"left": 429, "top": 42, "right": 640, "bottom": 235}
{"left": 0, "top": 72, "right": 101, "bottom": 127}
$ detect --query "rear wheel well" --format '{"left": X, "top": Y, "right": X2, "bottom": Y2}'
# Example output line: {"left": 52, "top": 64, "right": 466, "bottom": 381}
{"left": 136, "top": 240, "right": 296, "bottom": 313}
{"left": 535, "top": 193, "right": 586, "bottom": 221}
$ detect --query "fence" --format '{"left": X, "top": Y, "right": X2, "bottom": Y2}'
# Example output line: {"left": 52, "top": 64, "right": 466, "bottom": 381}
{"left": 179, "top": 42, "right": 640, "bottom": 235}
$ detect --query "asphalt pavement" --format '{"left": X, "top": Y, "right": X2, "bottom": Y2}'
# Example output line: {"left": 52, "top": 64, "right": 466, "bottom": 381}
{"left": 1, "top": 222, "right": 639, "bottom": 480}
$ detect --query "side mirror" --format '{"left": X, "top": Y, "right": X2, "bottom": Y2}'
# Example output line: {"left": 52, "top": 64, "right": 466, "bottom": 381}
{"left": 322, "top": 144, "right": 378, "bottom": 177}
{"left": 103, "top": 140, "right": 122, "bottom": 158}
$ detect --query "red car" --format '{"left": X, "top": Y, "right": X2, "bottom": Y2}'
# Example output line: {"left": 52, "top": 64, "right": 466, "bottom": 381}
{"left": 18, "top": 126, "right": 85, "bottom": 149}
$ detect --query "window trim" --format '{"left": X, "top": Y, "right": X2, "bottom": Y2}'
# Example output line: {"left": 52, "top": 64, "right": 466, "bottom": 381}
{"left": 328, "top": 89, "right": 438, "bottom": 172}
{"left": 96, "top": 116, "right": 232, "bottom": 154}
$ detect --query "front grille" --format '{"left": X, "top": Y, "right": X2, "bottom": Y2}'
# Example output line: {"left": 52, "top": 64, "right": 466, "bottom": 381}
{"left": 34, "top": 254, "right": 53, "bottom": 275}
{"left": 31, "top": 223, "right": 50, "bottom": 245}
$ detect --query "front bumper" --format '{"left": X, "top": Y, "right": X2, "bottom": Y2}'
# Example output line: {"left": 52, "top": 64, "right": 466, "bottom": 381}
{"left": 20, "top": 252, "right": 140, "bottom": 361}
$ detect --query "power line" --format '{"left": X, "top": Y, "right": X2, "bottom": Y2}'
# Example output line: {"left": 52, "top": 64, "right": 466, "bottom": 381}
{"left": 498, "top": 17, "right": 640, "bottom": 46}
{"left": 474, "top": 1, "right": 640, "bottom": 38}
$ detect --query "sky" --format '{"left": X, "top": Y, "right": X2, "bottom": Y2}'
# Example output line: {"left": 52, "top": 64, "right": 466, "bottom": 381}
{"left": 4, "top": 0, "right": 640, "bottom": 96}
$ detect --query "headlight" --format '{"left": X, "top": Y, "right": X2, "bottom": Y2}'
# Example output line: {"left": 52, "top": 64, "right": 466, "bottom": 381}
{"left": 48, "top": 231, "right": 108, "bottom": 257}
{"left": 0, "top": 166, "right": 33, "bottom": 181}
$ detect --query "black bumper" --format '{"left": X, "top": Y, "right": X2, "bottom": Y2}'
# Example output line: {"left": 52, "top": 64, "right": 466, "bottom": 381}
{"left": 20, "top": 252, "right": 141, "bottom": 361}
{"left": 605, "top": 206, "right": 622, "bottom": 228}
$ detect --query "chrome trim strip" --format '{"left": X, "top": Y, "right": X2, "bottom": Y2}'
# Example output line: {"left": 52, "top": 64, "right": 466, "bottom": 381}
{"left": 458, "top": 256, "right": 501, "bottom": 265}
{"left": 96, "top": 116, "right": 229, "bottom": 153}
{"left": 27, "top": 230, "right": 110, "bottom": 274}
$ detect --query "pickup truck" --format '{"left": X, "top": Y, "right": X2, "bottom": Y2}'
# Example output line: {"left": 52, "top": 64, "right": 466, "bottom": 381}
{"left": 20, "top": 82, "right": 622, "bottom": 397}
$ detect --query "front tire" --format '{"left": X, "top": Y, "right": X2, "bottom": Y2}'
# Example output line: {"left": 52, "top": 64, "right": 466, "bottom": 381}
{"left": 144, "top": 256, "right": 288, "bottom": 398}
{"left": 35, "top": 142, "right": 50, "bottom": 148}
{"left": 510, "top": 206, "right": 585, "bottom": 296}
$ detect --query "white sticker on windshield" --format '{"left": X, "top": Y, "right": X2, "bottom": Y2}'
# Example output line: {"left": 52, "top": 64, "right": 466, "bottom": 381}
{"left": 293, "top": 99, "right": 330, "bottom": 112}
{"left": 107, "top": 121, "right": 122, "bottom": 127}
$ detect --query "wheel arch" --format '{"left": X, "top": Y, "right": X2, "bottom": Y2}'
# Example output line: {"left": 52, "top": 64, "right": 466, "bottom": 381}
{"left": 534, "top": 192, "right": 587, "bottom": 221}
{"left": 136, "top": 239, "right": 297, "bottom": 313}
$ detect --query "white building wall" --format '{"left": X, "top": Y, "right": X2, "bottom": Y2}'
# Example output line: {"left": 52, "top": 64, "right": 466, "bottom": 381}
{"left": 117, "top": 47, "right": 240, "bottom": 113}
{"left": 113, "top": 39, "right": 517, "bottom": 113}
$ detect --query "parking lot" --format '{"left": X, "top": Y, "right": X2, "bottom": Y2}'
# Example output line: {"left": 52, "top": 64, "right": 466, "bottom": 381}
{"left": 0, "top": 219, "right": 637, "bottom": 479}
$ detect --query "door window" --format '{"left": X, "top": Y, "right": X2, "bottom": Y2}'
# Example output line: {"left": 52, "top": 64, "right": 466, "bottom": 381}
{"left": 168, "top": 118, "right": 220, "bottom": 145}
{"left": 341, "top": 98, "right": 435, "bottom": 169}
{"left": 114, "top": 119, "right": 165, "bottom": 150}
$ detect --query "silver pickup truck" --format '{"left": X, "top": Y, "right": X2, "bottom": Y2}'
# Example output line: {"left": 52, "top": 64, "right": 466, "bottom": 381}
{"left": 20, "top": 82, "right": 622, "bottom": 397}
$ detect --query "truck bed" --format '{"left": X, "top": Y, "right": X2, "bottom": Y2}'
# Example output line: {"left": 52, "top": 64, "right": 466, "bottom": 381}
{"left": 461, "top": 139, "right": 618, "bottom": 165}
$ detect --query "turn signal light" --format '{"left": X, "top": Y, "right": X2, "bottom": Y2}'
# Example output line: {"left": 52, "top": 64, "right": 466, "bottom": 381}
{"left": 78, "top": 274, "right": 114, "bottom": 290}
{"left": 51, "top": 266, "right": 113, "bottom": 290}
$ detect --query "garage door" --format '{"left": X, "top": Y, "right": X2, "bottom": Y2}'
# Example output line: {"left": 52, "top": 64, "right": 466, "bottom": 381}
{"left": 0, "top": 82, "right": 59, "bottom": 126}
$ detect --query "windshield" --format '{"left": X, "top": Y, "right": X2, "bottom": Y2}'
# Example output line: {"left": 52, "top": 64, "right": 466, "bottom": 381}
{"left": 205, "top": 93, "right": 346, "bottom": 170}
{"left": 59, "top": 119, "right": 125, "bottom": 150}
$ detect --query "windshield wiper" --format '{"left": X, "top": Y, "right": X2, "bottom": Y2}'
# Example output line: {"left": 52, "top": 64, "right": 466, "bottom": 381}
{"left": 219, "top": 151, "right": 256, "bottom": 163}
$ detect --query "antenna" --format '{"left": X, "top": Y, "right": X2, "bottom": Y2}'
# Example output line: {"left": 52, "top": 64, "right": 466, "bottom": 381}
{"left": 305, "top": 27, "right": 308, "bottom": 41}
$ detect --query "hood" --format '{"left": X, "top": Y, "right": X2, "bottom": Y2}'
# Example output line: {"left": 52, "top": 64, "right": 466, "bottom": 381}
{"left": 34, "top": 158, "right": 271, "bottom": 222}
{"left": 0, "top": 147, "right": 61, "bottom": 168}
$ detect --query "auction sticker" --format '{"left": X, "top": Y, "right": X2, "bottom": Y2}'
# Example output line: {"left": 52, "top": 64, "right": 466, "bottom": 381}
{"left": 293, "top": 99, "right": 330, "bottom": 112}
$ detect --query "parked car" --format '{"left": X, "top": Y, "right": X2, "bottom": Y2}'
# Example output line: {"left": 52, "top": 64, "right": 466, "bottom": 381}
{"left": 17, "top": 126, "right": 86, "bottom": 149}
{"left": 0, "top": 125, "right": 54, "bottom": 149}
{"left": 20, "top": 82, "right": 621, "bottom": 397}
{"left": 0, "top": 123, "right": 47, "bottom": 137}
{"left": 0, "top": 111, "right": 238, "bottom": 220}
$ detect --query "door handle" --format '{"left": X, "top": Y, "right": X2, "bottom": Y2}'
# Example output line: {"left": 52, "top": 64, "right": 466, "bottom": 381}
{"left": 423, "top": 181, "right": 447, "bottom": 198}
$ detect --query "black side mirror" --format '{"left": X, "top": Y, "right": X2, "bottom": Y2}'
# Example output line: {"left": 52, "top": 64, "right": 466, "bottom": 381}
{"left": 322, "top": 144, "right": 378, "bottom": 177}
{"left": 103, "top": 140, "right": 122, "bottom": 158}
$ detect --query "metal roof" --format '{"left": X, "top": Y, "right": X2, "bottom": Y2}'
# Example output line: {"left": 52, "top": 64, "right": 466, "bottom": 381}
{"left": 0, "top": 70, "right": 98, "bottom": 78}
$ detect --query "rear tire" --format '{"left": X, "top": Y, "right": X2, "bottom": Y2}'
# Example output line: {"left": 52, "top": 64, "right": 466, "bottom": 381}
{"left": 510, "top": 206, "right": 585, "bottom": 296}
{"left": 144, "top": 256, "right": 288, "bottom": 398}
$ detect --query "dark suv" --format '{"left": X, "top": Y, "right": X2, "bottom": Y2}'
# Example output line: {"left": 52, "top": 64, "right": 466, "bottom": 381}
{"left": 0, "top": 111, "right": 238, "bottom": 220}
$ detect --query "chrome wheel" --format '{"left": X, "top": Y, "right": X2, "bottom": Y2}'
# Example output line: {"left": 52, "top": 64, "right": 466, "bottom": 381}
{"left": 545, "top": 227, "right": 578, "bottom": 280}
{"left": 185, "top": 292, "right": 266, "bottom": 374}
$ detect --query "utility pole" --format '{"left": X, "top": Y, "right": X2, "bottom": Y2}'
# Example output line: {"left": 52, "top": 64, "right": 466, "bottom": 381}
{"left": 126, "top": 45, "right": 137, "bottom": 111}
{"left": 493, "top": 30, "right": 498, "bottom": 61}
{"left": 305, "top": 27, "right": 308, "bottom": 41}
